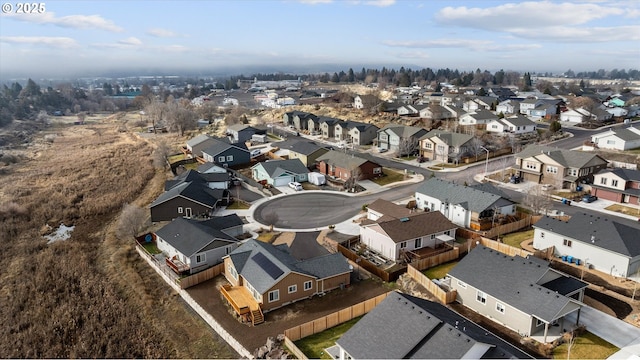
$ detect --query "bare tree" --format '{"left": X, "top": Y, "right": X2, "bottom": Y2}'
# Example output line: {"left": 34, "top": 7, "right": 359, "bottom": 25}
{"left": 569, "top": 96, "right": 598, "bottom": 122}
{"left": 169, "top": 107, "right": 197, "bottom": 136}
{"left": 523, "top": 185, "right": 552, "bottom": 215}
{"left": 263, "top": 212, "right": 279, "bottom": 232}
{"left": 346, "top": 165, "right": 363, "bottom": 192}
{"left": 469, "top": 137, "right": 485, "bottom": 161}
{"left": 115, "top": 203, "right": 149, "bottom": 240}
{"left": 153, "top": 140, "right": 171, "bottom": 169}
{"left": 398, "top": 136, "right": 419, "bottom": 157}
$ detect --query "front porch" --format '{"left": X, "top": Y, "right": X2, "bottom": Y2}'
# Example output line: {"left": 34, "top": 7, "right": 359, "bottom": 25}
{"left": 220, "top": 284, "right": 264, "bottom": 325}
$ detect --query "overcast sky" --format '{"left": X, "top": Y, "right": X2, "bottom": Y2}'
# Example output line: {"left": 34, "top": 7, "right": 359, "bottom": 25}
{"left": 1, "top": 0, "right": 639, "bottom": 79}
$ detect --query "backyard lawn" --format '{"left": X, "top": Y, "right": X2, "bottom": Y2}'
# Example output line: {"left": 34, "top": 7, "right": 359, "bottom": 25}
{"left": 142, "top": 242, "right": 161, "bottom": 255}
{"left": 500, "top": 229, "right": 534, "bottom": 249}
{"left": 168, "top": 153, "right": 186, "bottom": 164}
{"left": 293, "top": 316, "right": 362, "bottom": 359}
{"left": 423, "top": 261, "right": 458, "bottom": 279}
{"left": 226, "top": 201, "right": 250, "bottom": 210}
{"left": 553, "top": 331, "right": 619, "bottom": 359}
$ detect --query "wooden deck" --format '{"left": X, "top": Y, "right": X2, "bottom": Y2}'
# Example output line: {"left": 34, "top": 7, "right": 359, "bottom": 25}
{"left": 410, "top": 243, "right": 453, "bottom": 260}
{"left": 220, "top": 284, "right": 264, "bottom": 325}
{"left": 166, "top": 256, "right": 189, "bottom": 274}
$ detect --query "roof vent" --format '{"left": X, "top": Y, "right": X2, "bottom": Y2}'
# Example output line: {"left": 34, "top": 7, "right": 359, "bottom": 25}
{"left": 400, "top": 217, "right": 410, "bottom": 222}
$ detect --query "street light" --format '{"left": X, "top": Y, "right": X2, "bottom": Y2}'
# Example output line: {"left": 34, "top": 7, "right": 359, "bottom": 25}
{"left": 480, "top": 146, "right": 490, "bottom": 177}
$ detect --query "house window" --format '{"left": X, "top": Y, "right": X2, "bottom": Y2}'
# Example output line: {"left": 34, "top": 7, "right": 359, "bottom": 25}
{"left": 288, "top": 285, "right": 297, "bottom": 294}
{"left": 445, "top": 230, "right": 450, "bottom": 235}
{"left": 536, "top": 318, "right": 545, "bottom": 327}
{"left": 225, "top": 246, "right": 231, "bottom": 255}
{"left": 476, "top": 290, "right": 487, "bottom": 304}
{"left": 430, "top": 234, "right": 435, "bottom": 240}
{"left": 563, "top": 239, "right": 572, "bottom": 247}
{"left": 400, "top": 242, "right": 407, "bottom": 249}
{"left": 268, "top": 290, "right": 279, "bottom": 303}
{"left": 226, "top": 155, "right": 233, "bottom": 161}
{"left": 195, "top": 254, "right": 205, "bottom": 264}
{"left": 546, "top": 166, "right": 558, "bottom": 174}
{"left": 228, "top": 264, "right": 238, "bottom": 280}
{"left": 569, "top": 169, "right": 577, "bottom": 176}
{"left": 218, "top": 156, "right": 225, "bottom": 162}
{"left": 540, "top": 232, "right": 545, "bottom": 238}
{"left": 373, "top": 167, "right": 382, "bottom": 174}
{"left": 525, "top": 162, "right": 536, "bottom": 170}
{"left": 496, "top": 302, "right": 505, "bottom": 314}
{"left": 600, "top": 177, "right": 607, "bottom": 185}
{"left": 607, "top": 140, "right": 615, "bottom": 145}
{"left": 177, "top": 207, "right": 183, "bottom": 214}
{"left": 457, "top": 280, "right": 467, "bottom": 289}
{"left": 612, "top": 179, "right": 618, "bottom": 187}
{"left": 304, "top": 281, "right": 312, "bottom": 291}
{"left": 425, "top": 143, "right": 432, "bottom": 149}
{"left": 415, "top": 238, "right": 422, "bottom": 248}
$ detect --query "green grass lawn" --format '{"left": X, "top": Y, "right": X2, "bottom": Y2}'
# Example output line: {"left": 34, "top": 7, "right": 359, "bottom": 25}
{"left": 293, "top": 316, "right": 362, "bottom": 359}
{"left": 500, "top": 229, "right": 534, "bottom": 249}
{"left": 371, "top": 169, "right": 408, "bottom": 186}
{"left": 142, "top": 242, "right": 161, "bottom": 255}
{"left": 227, "top": 201, "right": 250, "bottom": 210}
{"left": 423, "top": 261, "right": 458, "bottom": 279}
{"left": 168, "top": 153, "right": 186, "bottom": 164}
{"left": 553, "top": 331, "right": 619, "bottom": 359}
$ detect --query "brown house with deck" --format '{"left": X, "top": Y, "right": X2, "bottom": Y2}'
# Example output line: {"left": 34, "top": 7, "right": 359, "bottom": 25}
{"left": 316, "top": 150, "right": 382, "bottom": 181}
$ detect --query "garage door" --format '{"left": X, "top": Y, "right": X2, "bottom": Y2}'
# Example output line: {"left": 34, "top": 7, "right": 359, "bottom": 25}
{"left": 274, "top": 176, "right": 294, "bottom": 187}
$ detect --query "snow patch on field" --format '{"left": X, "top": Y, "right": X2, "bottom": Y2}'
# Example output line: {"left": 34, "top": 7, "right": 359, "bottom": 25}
{"left": 44, "top": 224, "right": 75, "bottom": 244}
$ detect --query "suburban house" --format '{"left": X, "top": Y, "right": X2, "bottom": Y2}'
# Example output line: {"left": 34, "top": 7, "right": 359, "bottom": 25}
{"left": 316, "top": 150, "right": 382, "bottom": 181}
{"left": 448, "top": 246, "right": 586, "bottom": 343}
{"left": 415, "top": 178, "right": 516, "bottom": 230}
{"left": 376, "top": 125, "right": 429, "bottom": 153}
{"left": 496, "top": 99, "right": 520, "bottom": 115}
{"left": 396, "top": 104, "right": 421, "bottom": 117}
{"left": 334, "top": 291, "right": 532, "bottom": 360}
{"left": 520, "top": 98, "right": 545, "bottom": 116}
{"left": 419, "top": 130, "right": 474, "bottom": 163}
{"left": 251, "top": 159, "right": 309, "bottom": 186}
{"left": 283, "top": 111, "right": 318, "bottom": 130}
{"left": 590, "top": 126, "right": 640, "bottom": 150}
{"left": 201, "top": 138, "right": 251, "bottom": 168}
{"left": 533, "top": 212, "right": 640, "bottom": 278}
{"left": 333, "top": 121, "right": 378, "bottom": 145}
{"left": 353, "top": 94, "right": 380, "bottom": 110}
{"left": 560, "top": 107, "right": 613, "bottom": 123}
{"left": 418, "top": 104, "right": 453, "bottom": 121}
{"left": 488, "top": 87, "right": 517, "bottom": 102}
{"left": 185, "top": 134, "right": 220, "bottom": 158}
{"left": 165, "top": 169, "right": 231, "bottom": 191}
{"left": 360, "top": 199, "right": 457, "bottom": 263}
{"left": 155, "top": 215, "right": 243, "bottom": 275}
{"left": 529, "top": 100, "right": 561, "bottom": 119}
{"left": 220, "top": 239, "right": 351, "bottom": 324}
{"left": 458, "top": 109, "right": 499, "bottom": 127}
{"left": 226, "top": 124, "right": 266, "bottom": 143}
{"left": 462, "top": 97, "right": 496, "bottom": 112}
{"left": 591, "top": 168, "right": 640, "bottom": 205}
{"left": 318, "top": 116, "right": 342, "bottom": 139}
{"left": 486, "top": 115, "right": 537, "bottom": 135}
{"left": 150, "top": 173, "right": 230, "bottom": 222}
{"left": 285, "top": 141, "right": 329, "bottom": 168}
{"left": 605, "top": 107, "right": 629, "bottom": 118}
{"left": 513, "top": 145, "right": 608, "bottom": 189}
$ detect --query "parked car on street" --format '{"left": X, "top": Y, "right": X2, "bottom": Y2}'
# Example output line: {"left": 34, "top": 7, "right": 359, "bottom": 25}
{"left": 377, "top": 147, "right": 388, "bottom": 153}
{"left": 288, "top": 182, "right": 303, "bottom": 191}
{"left": 250, "top": 149, "right": 261, "bottom": 158}
{"left": 582, "top": 194, "right": 598, "bottom": 203}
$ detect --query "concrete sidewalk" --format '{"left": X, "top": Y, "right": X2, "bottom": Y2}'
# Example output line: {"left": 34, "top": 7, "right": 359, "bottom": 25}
{"left": 564, "top": 306, "right": 640, "bottom": 359}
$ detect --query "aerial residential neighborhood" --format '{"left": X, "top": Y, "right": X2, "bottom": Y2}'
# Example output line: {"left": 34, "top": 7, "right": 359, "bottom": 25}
{"left": 2, "top": 1, "right": 640, "bottom": 359}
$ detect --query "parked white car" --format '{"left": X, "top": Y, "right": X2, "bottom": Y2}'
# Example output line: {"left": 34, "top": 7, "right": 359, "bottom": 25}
{"left": 288, "top": 182, "right": 303, "bottom": 191}
{"left": 250, "top": 149, "right": 261, "bottom": 157}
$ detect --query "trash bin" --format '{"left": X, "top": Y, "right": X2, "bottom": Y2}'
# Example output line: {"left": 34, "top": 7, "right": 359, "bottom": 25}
{"left": 562, "top": 255, "right": 567, "bottom": 262}
{"left": 561, "top": 198, "right": 567, "bottom": 204}
{"left": 567, "top": 256, "right": 574, "bottom": 263}
{"left": 575, "top": 259, "right": 581, "bottom": 266}
{"left": 576, "top": 186, "right": 583, "bottom": 191}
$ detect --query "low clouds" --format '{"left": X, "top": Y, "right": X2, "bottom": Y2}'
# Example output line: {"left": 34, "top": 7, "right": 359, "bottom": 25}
{"left": 147, "top": 28, "right": 178, "bottom": 38}
{"left": 5, "top": 12, "right": 123, "bottom": 32}
{"left": 434, "top": 1, "right": 638, "bottom": 43}
{"left": 0, "top": 36, "right": 78, "bottom": 49}
{"left": 383, "top": 39, "right": 540, "bottom": 52}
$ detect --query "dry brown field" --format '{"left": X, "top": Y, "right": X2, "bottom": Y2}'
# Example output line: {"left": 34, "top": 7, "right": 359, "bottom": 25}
{"left": 0, "top": 115, "right": 237, "bottom": 358}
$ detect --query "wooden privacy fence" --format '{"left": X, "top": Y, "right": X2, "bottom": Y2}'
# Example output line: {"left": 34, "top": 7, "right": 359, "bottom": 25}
{"left": 178, "top": 262, "right": 224, "bottom": 289}
{"left": 410, "top": 247, "right": 460, "bottom": 271}
{"left": 284, "top": 292, "right": 390, "bottom": 342}
{"left": 283, "top": 337, "right": 308, "bottom": 360}
{"left": 478, "top": 237, "right": 532, "bottom": 258}
{"left": 406, "top": 265, "right": 457, "bottom": 304}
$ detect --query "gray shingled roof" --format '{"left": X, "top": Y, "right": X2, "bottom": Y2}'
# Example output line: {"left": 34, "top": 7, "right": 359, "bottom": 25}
{"left": 202, "top": 138, "right": 249, "bottom": 157}
{"left": 515, "top": 145, "right": 607, "bottom": 169}
{"left": 253, "top": 159, "right": 309, "bottom": 178}
{"left": 416, "top": 178, "right": 514, "bottom": 213}
{"left": 448, "top": 246, "right": 583, "bottom": 323}
{"left": 533, "top": 212, "right": 640, "bottom": 257}
{"left": 366, "top": 199, "right": 412, "bottom": 219}
{"left": 595, "top": 127, "right": 640, "bottom": 142}
{"left": 150, "top": 181, "right": 221, "bottom": 208}
{"left": 378, "top": 124, "right": 429, "bottom": 139}
{"left": 186, "top": 134, "right": 212, "bottom": 148}
{"left": 595, "top": 168, "right": 640, "bottom": 182}
{"left": 288, "top": 141, "right": 328, "bottom": 156}
{"left": 316, "top": 150, "right": 377, "bottom": 169}
{"left": 228, "top": 239, "right": 351, "bottom": 294}
{"left": 420, "top": 130, "right": 474, "bottom": 148}
{"left": 155, "top": 217, "right": 239, "bottom": 257}
{"left": 373, "top": 211, "right": 457, "bottom": 243}
{"left": 336, "top": 291, "right": 532, "bottom": 359}
{"left": 503, "top": 115, "right": 536, "bottom": 127}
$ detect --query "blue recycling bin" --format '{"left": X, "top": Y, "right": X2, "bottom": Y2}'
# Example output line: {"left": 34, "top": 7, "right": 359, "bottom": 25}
{"left": 575, "top": 259, "right": 581, "bottom": 266}
{"left": 567, "top": 256, "right": 574, "bottom": 263}
{"left": 576, "top": 186, "right": 583, "bottom": 191}
{"left": 561, "top": 255, "right": 567, "bottom": 262}
{"left": 562, "top": 198, "right": 567, "bottom": 204}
